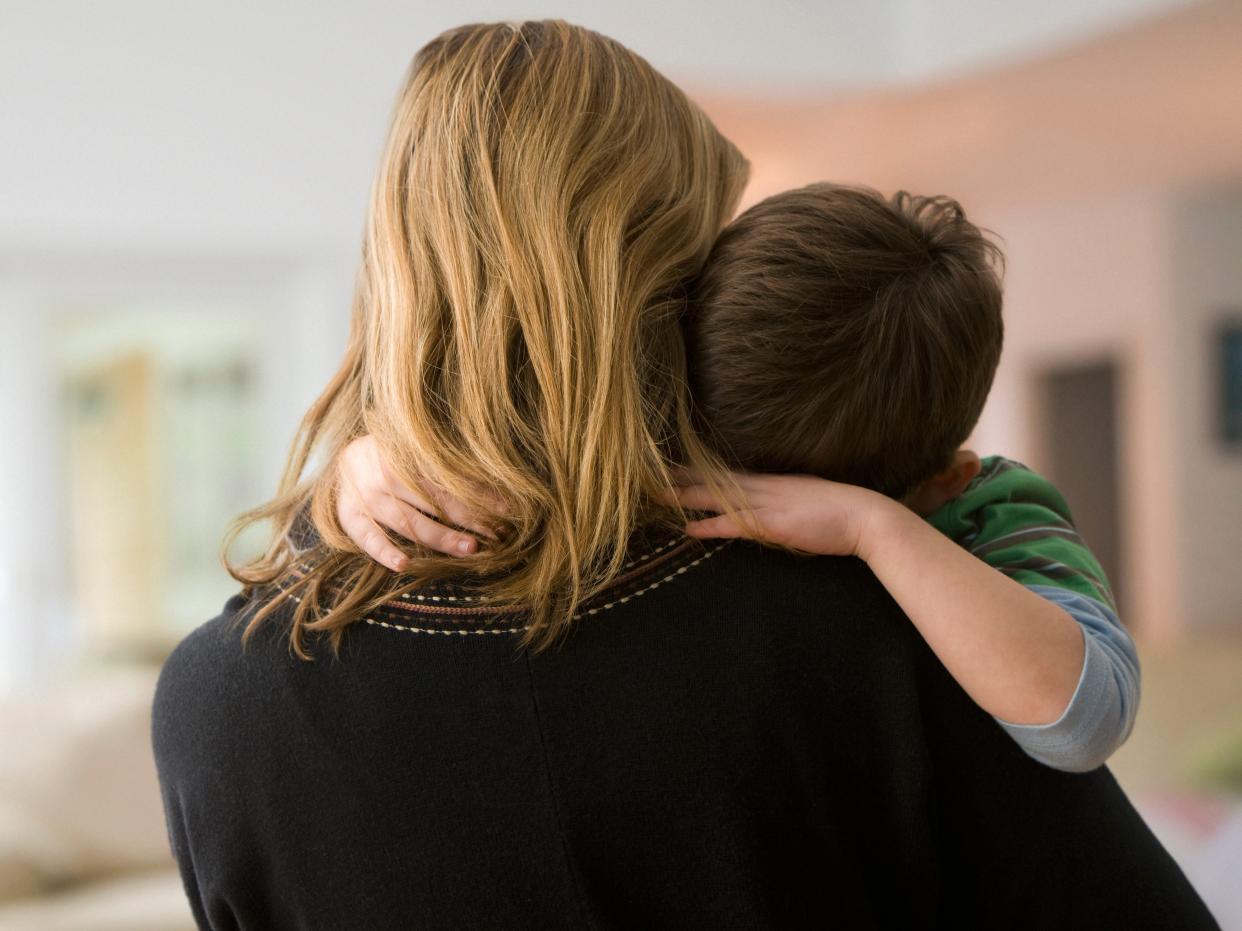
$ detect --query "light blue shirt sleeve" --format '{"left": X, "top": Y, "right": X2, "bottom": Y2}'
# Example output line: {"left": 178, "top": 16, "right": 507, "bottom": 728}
{"left": 994, "top": 584, "right": 1141, "bottom": 773}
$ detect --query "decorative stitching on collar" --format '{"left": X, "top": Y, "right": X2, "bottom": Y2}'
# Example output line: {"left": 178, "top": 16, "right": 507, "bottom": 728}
{"left": 386, "top": 535, "right": 688, "bottom": 604}
{"left": 363, "top": 541, "right": 730, "bottom": 637}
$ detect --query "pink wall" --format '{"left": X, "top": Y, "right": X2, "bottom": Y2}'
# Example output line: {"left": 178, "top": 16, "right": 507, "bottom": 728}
{"left": 983, "top": 193, "right": 1181, "bottom": 641}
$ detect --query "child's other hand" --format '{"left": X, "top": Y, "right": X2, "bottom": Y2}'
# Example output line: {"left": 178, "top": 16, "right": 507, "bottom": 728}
{"left": 668, "top": 472, "right": 895, "bottom": 558}
{"left": 335, "top": 435, "right": 503, "bottom": 571}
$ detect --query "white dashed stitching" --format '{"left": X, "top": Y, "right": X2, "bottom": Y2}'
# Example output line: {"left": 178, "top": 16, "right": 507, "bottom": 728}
{"left": 385, "top": 537, "right": 685, "bottom": 603}
{"left": 365, "top": 542, "right": 728, "bottom": 636}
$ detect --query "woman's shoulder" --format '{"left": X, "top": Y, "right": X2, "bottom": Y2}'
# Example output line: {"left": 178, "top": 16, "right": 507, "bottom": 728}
{"left": 701, "top": 539, "right": 907, "bottom": 625}
{"left": 151, "top": 592, "right": 292, "bottom": 775}
{"left": 156, "top": 593, "right": 263, "bottom": 696}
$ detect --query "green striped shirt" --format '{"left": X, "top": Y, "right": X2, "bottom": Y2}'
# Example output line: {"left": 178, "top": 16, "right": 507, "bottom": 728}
{"left": 927, "top": 456, "right": 1116, "bottom": 611}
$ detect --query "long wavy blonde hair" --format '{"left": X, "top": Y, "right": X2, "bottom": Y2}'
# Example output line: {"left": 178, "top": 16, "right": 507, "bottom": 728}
{"left": 226, "top": 20, "right": 750, "bottom": 655}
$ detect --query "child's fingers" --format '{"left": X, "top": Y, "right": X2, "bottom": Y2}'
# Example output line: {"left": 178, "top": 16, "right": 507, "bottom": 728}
{"left": 384, "top": 481, "right": 437, "bottom": 520}
{"left": 431, "top": 490, "right": 504, "bottom": 542}
{"left": 336, "top": 470, "right": 410, "bottom": 570}
{"left": 731, "top": 472, "right": 778, "bottom": 494}
{"left": 387, "top": 480, "right": 503, "bottom": 542}
{"left": 684, "top": 514, "right": 749, "bottom": 540}
{"left": 474, "top": 487, "right": 510, "bottom": 517}
{"left": 341, "top": 487, "right": 480, "bottom": 564}
{"left": 338, "top": 506, "right": 411, "bottom": 572}
{"left": 398, "top": 504, "right": 480, "bottom": 557}
{"left": 667, "top": 484, "right": 749, "bottom": 513}
{"left": 468, "top": 488, "right": 511, "bottom": 539}
{"left": 375, "top": 494, "right": 481, "bottom": 556}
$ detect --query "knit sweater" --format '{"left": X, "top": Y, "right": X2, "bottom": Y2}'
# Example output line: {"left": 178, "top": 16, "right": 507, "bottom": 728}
{"left": 152, "top": 533, "right": 1217, "bottom": 930}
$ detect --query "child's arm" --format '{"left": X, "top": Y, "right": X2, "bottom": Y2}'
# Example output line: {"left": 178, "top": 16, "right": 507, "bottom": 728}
{"left": 673, "top": 470, "right": 1138, "bottom": 771}
{"left": 922, "top": 456, "right": 1139, "bottom": 770}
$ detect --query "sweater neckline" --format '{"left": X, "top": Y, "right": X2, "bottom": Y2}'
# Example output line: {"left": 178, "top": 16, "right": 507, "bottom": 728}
{"left": 362, "top": 528, "right": 726, "bottom": 635}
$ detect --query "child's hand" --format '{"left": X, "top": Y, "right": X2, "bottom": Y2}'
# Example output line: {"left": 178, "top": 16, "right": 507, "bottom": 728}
{"left": 335, "top": 435, "right": 503, "bottom": 571}
{"left": 669, "top": 472, "right": 896, "bottom": 557}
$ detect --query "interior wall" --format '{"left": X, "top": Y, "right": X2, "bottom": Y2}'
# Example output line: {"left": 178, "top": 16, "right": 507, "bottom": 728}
{"left": 974, "top": 194, "right": 1181, "bottom": 640}
{"left": 703, "top": 0, "right": 1242, "bottom": 212}
{"left": 0, "top": 254, "right": 352, "bottom": 691}
{"left": 64, "top": 353, "right": 162, "bottom": 651}
{"left": 890, "top": 0, "right": 1200, "bottom": 81}
{"left": 1169, "top": 184, "right": 1242, "bottom": 631}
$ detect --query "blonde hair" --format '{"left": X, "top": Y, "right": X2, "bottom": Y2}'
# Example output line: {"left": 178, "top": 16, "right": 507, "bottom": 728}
{"left": 226, "top": 20, "right": 750, "bottom": 655}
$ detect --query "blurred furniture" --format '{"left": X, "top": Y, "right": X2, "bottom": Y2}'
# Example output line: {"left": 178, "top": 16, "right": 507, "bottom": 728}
{"left": 0, "top": 666, "right": 194, "bottom": 930}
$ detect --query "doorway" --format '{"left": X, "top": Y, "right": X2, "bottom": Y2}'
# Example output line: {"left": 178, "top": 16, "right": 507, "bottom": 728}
{"left": 1036, "top": 359, "right": 1124, "bottom": 614}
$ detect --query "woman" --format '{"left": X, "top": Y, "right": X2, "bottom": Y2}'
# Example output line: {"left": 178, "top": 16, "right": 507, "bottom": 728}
{"left": 215, "top": 17, "right": 748, "bottom": 658}
{"left": 153, "top": 20, "right": 1215, "bottom": 931}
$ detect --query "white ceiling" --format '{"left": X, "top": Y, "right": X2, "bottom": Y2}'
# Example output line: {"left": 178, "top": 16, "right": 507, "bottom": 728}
{"left": 0, "top": 0, "right": 1206, "bottom": 251}
{"left": 354, "top": 0, "right": 1204, "bottom": 90}
{"left": 885, "top": 0, "right": 1202, "bottom": 83}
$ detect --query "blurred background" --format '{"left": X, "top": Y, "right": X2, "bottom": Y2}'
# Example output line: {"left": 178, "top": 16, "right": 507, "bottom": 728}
{"left": 1, "top": 0, "right": 1240, "bottom": 927}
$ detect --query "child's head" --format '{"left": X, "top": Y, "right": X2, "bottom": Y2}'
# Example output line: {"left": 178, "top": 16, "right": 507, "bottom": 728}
{"left": 685, "top": 182, "right": 1004, "bottom": 500}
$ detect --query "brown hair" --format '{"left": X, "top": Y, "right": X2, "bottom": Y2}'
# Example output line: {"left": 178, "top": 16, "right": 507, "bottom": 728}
{"left": 685, "top": 182, "right": 1004, "bottom": 499}
{"left": 224, "top": 21, "right": 749, "bottom": 655}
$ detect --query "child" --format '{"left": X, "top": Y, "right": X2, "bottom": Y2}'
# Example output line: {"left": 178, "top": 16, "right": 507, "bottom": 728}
{"left": 335, "top": 183, "right": 1138, "bottom": 774}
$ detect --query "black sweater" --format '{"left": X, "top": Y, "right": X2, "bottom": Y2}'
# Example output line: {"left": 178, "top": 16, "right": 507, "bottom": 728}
{"left": 152, "top": 534, "right": 1217, "bottom": 930}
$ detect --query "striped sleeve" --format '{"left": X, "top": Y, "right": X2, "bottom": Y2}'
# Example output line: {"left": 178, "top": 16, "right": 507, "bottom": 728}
{"left": 927, "top": 457, "right": 1140, "bottom": 771}
{"left": 928, "top": 456, "right": 1116, "bottom": 610}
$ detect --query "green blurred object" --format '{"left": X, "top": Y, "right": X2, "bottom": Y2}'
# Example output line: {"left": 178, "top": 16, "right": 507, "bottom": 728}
{"left": 1188, "top": 724, "right": 1242, "bottom": 793}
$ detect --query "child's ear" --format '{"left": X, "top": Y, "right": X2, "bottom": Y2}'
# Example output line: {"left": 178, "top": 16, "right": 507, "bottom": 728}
{"left": 904, "top": 449, "right": 982, "bottom": 516}
{"left": 941, "top": 449, "right": 982, "bottom": 498}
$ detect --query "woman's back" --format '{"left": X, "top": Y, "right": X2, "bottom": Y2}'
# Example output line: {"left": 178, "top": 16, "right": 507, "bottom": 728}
{"left": 153, "top": 537, "right": 1216, "bottom": 930}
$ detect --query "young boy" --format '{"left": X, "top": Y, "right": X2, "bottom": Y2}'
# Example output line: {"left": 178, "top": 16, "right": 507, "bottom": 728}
{"left": 669, "top": 183, "right": 1138, "bottom": 773}
{"left": 336, "top": 183, "right": 1138, "bottom": 774}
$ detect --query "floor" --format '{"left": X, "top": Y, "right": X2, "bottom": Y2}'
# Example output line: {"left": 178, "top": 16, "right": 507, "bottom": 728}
{"left": 1111, "top": 632, "right": 1242, "bottom": 795}
{"left": 1110, "top": 632, "right": 1242, "bottom": 930}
